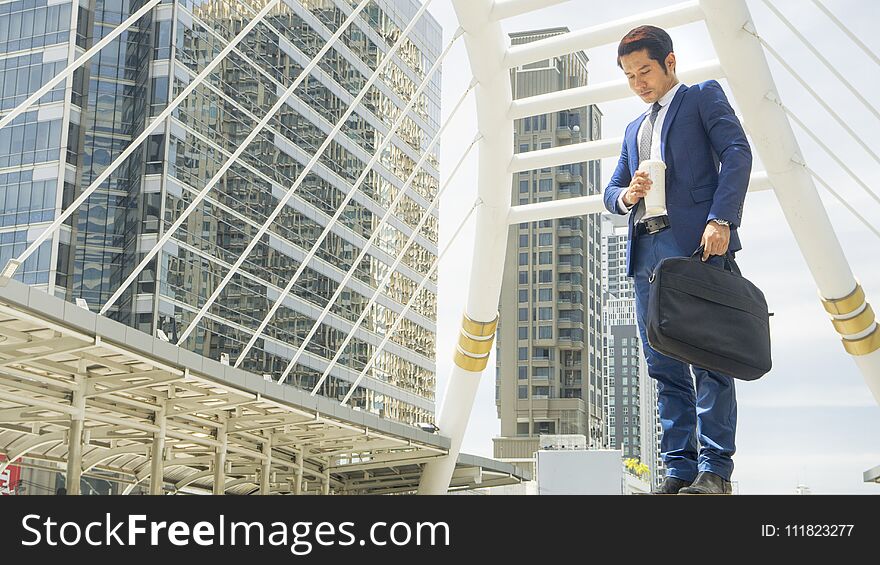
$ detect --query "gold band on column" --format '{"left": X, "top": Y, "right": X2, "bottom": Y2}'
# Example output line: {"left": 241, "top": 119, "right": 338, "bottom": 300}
{"left": 462, "top": 313, "right": 498, "bottom": 337}
{"left": 831, "top": 304, "right": 875, "bottom": 336}
{"left": 821, "top": 283, "right": 879, "bottom": 354}
{"left": 821, "top": 283, "right": 865, "bottom": 316}
{"left": 454, "top": 348, "right": 491, "bottom": 372}
{"left": 454, "top": 313, "right": 499, "bottom": 372}
{"left": 458, "top": 332, "right": 494, "bottom": 355}
{"left": 842, "top": 325, "right": 880, "bottom": 356}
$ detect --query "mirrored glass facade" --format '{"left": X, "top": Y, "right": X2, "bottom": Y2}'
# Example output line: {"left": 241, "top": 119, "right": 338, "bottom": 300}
{"left": 0, "top": 0, "right": 441, "bottom": 426}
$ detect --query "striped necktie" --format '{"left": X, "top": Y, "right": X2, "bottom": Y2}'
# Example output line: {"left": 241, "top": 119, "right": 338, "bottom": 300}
{"left": 633, "top": 101, "right": 662, "bottom": 224}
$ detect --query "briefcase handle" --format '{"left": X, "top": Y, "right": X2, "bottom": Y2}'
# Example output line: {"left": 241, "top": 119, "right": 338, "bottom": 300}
{"left": 691, "top": 245, "right": 741, "bottom": 275}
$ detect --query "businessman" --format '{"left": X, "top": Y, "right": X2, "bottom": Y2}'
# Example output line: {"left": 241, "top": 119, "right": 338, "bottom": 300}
{"left": 603, "top": 26, "right": 752, "bottom": 494}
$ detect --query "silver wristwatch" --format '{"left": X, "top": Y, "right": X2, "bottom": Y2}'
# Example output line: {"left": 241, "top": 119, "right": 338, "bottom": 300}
{"left": 710, "top": 218, "right": 731, "bottom": 227}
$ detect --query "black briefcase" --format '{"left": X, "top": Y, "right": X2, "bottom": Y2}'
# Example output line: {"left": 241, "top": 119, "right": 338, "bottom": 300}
{"left": 646, "top": 247, "right": 772, "bottom": 381}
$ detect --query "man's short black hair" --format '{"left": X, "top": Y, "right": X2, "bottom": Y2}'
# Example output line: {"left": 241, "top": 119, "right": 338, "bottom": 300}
{"left": 617, "top": 25, "right": 674, "bottom": 73}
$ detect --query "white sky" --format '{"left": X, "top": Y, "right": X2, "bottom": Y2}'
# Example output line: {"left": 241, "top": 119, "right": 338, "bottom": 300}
{"left": 425, "top": 0, "right": 880, "bottom": 494}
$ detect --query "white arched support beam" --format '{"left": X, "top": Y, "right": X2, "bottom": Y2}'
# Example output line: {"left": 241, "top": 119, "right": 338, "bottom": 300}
{"left": 507, "top": 172, "right": 773, "bottom": 225}
{"left": 509, "top": 59, "right": 723, "bottom": 120}
{"left": 504, "top": 0, "right": 704, "bottom": 68}
{"left": 418, "top": 0, "right": 513, "bottom": 494}
{"left": 490, "top": 0, "right": 571, "bottom": 21}
{"left": 699, "top": 0, "right": 880, "bottom": 402}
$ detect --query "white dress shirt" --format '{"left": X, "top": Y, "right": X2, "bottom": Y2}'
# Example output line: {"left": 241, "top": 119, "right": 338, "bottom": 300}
{"left": 618, "top": 82, "right": 683, "bottom": 214}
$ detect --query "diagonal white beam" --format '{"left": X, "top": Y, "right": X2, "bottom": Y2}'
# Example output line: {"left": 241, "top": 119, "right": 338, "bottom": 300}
{"left": 173, "top": 0, "right": 437, "bottom": 345}
{"left": 100, "top": 0, "right": 373, "bottom": 315}
{"left": 809, "top": 0, "right": 880, "bottom": 67}
{"left": 340, "top": 198, "right": 481, "bottom": 406}
{"left": 758, "top": 37, "right": 880, "bottom": 169}
{"left": 504, "top": 0, "right": 704, "bottom": 68}
{"left": 760, "top": 0, "right": 880, "bottom": 124}
{"left": 509, "top": 60, "right": 723, "bottom": 120}
{"left": 3, "top": 0, "right": 281, "bottom": 282}
{"left": 506, "top": 171, "right": 774, "bottom": 224}
{"left": 0, "top": 0, "right": 161, "bottom": 131}
{"left": 490, "top": 0, "right": 571, "bottom": 21}
{"left": 510, "top": 136, "right": 621, "bottom": 172}
{"left": 307, "top": 133, "right": 481, "bottom": 393}
{"left": 234, "top": 26, "right": 465, "bottom": 368}
{"left": 783, "top": 105, "right": 880, "bottom": 208}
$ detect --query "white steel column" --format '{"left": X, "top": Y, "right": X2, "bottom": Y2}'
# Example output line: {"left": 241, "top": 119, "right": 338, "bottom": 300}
{"left": 149, "top": 398, "right": 167, "bottom": 495}
{"left": 699, "top": 0, "right": 880, "bottom": 402}
{"left": 65, "top": 371, "right": 86, "bottom": 495}
{"left": 213, "top": 412, "right": 228, "bottom": 495}
{"left": 260, "top": 433, "right": 272, "bottom": 495}
{"left": 419, "top": 0, "right": 513, "bottom": 494}
{"left": 322, "top": 464, "right": 330, "bottom": 495}
{"left": 294, "top": 448, "right": 304, "bottom": 495}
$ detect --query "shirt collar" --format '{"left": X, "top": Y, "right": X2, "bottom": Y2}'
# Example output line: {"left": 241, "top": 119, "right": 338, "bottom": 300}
{"left": 646, "top": 81, "right": 682, "bottom": 113}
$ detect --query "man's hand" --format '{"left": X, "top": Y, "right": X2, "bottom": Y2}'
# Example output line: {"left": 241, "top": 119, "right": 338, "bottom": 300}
{"left": 701, "top": 221, "right": 730, "bottom": 261}
{"left": 623, "top": 171, "right": 652, "bottom": 207}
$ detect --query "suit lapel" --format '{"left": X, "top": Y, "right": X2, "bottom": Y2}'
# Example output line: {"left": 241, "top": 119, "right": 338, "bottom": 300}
{"left": 659, "top": 84, "right": 688, "bottom": 161}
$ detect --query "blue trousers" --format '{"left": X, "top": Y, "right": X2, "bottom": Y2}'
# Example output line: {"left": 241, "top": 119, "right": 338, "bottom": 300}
{"left": 632, "top": 227, "right": 737, "bottom": 481}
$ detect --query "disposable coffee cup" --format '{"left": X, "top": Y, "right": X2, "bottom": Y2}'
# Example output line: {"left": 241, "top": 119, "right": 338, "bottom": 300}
{"left": 638, "top": 158, "right": 667, "bottom": 219}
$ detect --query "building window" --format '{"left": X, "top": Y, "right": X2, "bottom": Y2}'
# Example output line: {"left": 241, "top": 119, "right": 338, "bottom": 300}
{"left": 518, "top": 386, "right": 528, "bottom": 399}
{"left": 535, "top": 421, "right": 555, "bottom": 434}
{"left": 538, "top": 178, "right": 553, "bottom": 192}
{"left": 518, "top": 289, "right": 528, "bottom": 303}
{"left": 538, "top": 232, "right": 552, "bottom": 246}
{"left": 538, "top": 307, "right": 552, "bottom": 321}
{"left": 532, "top": 386, "right": 550, "bottom": 398}
{"left": 532, "top": 347, "right": 551, "bottom": 360}
{"left": 538, "top": 325, "right": 552, "bottom": 339}
{"left": 538, "top": 288, "right": 552, "bottom": 302}
{"left": 519, "top": 143, "right": 529, "bottom": 153}
{"left": 519, "top": 180, "right": 529, "bottom": 193}
{"left": 538, "top": 269, "right": 552, "bottom": 283}
{"left": 518, "top": 366, "right": 528, "bottom": 380}
{"left": 518, "top": 326, "right": 528, "bottom": 340}
{"left": 518, "top": 271, "right": 528, "bottom": 285}
{"left": 518, "top": 252, "right": 528, "bottom": 266}
{"left": 518, "top": 308, "right": 528, "bottom": 321}
{"left": 538, "top": 251, "right": 552, "bottom": 264}
{"left": 532, "top": 366, "right": 550, "bottom": 378}
{"left": 518, "top": 347, "right": 528, "bottom": 361}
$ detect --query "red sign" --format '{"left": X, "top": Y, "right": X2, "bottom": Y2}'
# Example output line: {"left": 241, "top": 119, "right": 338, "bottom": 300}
{"left": 0, "top": 454, "right": 21, "bottom": 495}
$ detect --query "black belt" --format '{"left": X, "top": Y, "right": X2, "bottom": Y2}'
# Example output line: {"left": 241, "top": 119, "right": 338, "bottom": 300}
{"left": 635, "top": 215, "right": 670, "bottom": 236}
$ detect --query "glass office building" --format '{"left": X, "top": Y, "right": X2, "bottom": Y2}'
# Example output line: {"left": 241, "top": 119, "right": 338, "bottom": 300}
{"left": 0, "top": 0, "right": 441, "bottom": 426}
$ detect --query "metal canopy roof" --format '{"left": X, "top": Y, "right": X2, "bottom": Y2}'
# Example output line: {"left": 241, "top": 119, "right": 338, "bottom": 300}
{"left": 0, "top": 279, "right": 527, "bottom": 494}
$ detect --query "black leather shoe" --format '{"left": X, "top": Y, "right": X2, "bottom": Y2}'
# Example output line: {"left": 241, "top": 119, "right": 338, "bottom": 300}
{"left": 677, "top": 471, "right": 732, "bottom": 495}
{"left": 650, "top": 476, "right": 693, "bottom": 494}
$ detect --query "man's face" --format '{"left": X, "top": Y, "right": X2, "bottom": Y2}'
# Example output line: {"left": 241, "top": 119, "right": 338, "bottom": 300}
{"left": 620, "top": 49, "right": 677, "bottom": 104}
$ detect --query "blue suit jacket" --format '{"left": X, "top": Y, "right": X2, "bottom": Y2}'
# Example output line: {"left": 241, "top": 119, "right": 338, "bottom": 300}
{"left": 603, "top": 80, "right": 752, "bottom": 277}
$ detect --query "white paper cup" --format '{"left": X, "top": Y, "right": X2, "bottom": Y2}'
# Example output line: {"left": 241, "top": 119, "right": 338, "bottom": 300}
{"left": 638, "top": 158, "right": 667, "bottom": 219}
